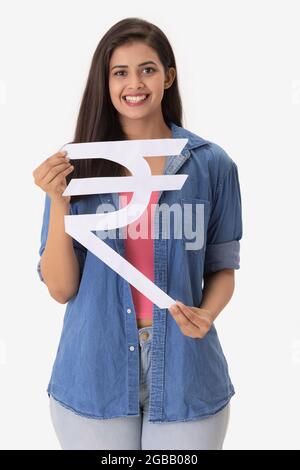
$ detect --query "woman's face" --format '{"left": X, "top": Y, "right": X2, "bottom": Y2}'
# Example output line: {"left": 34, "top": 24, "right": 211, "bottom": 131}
{"left": 108, "top": 41, "right": 175, "bottom": 121}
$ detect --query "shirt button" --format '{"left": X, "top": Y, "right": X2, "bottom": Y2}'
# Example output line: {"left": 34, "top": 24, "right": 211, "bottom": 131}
{"left": 140, "top": 332, "right": 149, "bottom": 341}
{"left": 129, "top": 346, "right": 135, "bottom": 351}
{"left": 127, "top": 308, "right": 132, "bottom": 314}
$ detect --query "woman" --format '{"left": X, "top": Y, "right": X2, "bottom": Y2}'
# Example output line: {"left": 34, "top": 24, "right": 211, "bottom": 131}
{"left": 33, "top": 17, "right": 243, "bottom": 450}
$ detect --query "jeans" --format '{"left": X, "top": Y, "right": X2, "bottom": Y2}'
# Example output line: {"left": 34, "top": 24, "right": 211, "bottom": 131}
{"left": 49, "top": 326, "right": 230, "bottom": 450}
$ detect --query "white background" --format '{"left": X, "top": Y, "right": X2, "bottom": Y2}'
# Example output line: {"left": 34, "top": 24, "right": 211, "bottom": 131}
{"left": 1, "top": 0, "right": 299, "bottom": 450}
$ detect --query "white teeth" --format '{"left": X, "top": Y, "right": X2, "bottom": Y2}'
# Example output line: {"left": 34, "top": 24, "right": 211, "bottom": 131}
{"left": 124, "top": 95, "right": 147, "bottom": 102}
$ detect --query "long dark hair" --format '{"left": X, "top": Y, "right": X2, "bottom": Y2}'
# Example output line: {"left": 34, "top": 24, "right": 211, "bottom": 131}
{"left": 66, "top": 17, "right": 183, "bottom": 202}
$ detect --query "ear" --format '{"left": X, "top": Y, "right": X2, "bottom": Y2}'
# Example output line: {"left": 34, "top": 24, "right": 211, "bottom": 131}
{"left": 164, "top": 67, "right": 176, "bottom": 89}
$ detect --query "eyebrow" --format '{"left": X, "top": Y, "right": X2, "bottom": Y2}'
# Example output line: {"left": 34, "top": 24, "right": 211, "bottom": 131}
{"left": 110, "top": 61, "right": 158, "bottom": 71}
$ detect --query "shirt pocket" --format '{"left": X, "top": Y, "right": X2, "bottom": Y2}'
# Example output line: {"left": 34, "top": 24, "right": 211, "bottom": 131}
{"left": 179, "top": 197, "right": 211, "bottom": 255}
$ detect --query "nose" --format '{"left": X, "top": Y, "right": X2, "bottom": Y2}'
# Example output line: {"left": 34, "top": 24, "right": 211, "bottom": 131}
{"left": 127, "top": 72, "right": 145, "bottom": 89}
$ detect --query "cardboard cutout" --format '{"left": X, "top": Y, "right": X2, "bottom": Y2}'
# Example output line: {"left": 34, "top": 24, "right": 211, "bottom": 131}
{"left": 62, "top": 138, "right": 188, "bottom": 309}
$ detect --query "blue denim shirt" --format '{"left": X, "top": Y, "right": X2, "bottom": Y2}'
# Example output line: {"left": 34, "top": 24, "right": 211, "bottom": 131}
{"left": 37, "top": 121, "right": 242, "bottom": 423}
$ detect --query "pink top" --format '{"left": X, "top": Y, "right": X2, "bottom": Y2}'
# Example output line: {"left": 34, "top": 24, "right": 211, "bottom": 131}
{"left": 119, "top": 191, "right": 160, "bottom": 321}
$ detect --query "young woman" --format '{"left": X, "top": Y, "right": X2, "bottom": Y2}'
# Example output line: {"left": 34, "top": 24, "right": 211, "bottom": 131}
{"left": 33, "top": 17, "right": 243, "bottom": 450}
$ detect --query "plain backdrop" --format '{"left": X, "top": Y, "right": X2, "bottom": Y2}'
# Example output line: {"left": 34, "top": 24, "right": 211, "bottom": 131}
{"left": 0, "top": 0, "right": 299, "bottom": 450}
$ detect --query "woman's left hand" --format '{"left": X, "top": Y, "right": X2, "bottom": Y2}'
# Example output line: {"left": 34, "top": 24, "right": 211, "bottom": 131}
{"left": 168, "top": 300, "right": 214, "bottom": 339}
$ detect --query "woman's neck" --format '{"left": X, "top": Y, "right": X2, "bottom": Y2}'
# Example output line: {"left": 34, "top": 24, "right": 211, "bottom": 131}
{"left": 120, "top": 115, "right": 172, "bottom": 141}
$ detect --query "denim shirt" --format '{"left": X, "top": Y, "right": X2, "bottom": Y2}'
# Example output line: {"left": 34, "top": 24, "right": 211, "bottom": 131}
{"left": 37, "top": 121, "right": 243, "bottom": 423}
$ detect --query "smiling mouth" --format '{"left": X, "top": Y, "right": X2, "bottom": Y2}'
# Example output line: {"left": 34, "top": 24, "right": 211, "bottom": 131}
{"left": 122, "top": 94, "right": 150, "bottom": 104}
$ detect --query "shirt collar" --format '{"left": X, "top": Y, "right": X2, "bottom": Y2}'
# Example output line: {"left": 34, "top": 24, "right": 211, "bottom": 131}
{"left": 102, "top": 122, "right": 209, "bottom": 208}
{"left": 169, "top": 121, "right": 209, "bottom": 151}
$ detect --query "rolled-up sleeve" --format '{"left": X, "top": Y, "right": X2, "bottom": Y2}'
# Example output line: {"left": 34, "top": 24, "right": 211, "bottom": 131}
{"left": 204, "top": 161, "right": 243, "bottom": 275}
{"left": 37, "top": 194, "right": 87, "bottom": 282}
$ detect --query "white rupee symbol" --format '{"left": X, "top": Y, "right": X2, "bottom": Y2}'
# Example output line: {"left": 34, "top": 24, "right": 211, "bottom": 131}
{"left": 62, "top": 138, "right": 188, "bottom": 309}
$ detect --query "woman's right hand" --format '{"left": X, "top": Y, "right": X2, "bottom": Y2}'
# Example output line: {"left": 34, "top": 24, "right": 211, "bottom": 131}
{"left": 32, "top": 151, "right": 74, "bottom": 205}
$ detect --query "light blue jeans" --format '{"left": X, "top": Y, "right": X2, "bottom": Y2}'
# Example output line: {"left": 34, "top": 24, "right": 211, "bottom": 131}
{"left": 49, "top": 326, "right": 230, "bottom": 450}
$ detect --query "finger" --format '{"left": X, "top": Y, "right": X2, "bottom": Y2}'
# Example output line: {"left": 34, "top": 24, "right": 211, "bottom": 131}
{"left": 33, "top": 152, "right": 69, "bottom": 180}
{"left": 169, "top": 304, "right": 193, "bottom": 329}
{"left": 41, "top": 162, "right": 73, "bottom": 185}
{"left": 51, "top": 150, "right": 68, "bottom": 158}
{"left": 177, "top": 302, "right": 212, "bottom": 334}
{"left": 175, "top": 300, "right": 202, "bottom": 328}
{"left": 38, "top": 152, "right": 68, "bottom": 171}
{"left": 169, "top": 305, "right": 202, "bottom": 338}
{"left": 175, "top": 300, "right": 195, "bottom": 316}
{"left": 50, "top": 165, "right": 75, "bottom": 186}
{"left": 44, "top": 165, "right": 74, "bottom": 194}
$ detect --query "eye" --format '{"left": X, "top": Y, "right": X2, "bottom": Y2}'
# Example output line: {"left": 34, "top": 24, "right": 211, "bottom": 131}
{"left": 143, "top": 67, "right": 155, "bottom": 74}
{"left": 113, "top": 67, "right": 156, "bottom": 77}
